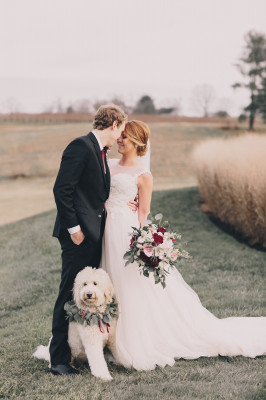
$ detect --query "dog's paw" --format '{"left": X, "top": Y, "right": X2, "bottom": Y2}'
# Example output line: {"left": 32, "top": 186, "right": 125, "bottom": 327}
{"left": 95, "top": 373, "right": 113, "bottom": 381}
{"left": 102, "top": 375, "right": 113, "bottom": 381}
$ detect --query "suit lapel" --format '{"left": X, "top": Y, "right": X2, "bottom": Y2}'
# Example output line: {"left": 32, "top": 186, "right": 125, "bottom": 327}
{"left": 105, "top": 153, "right": 111, "bottom": 195}
{"left": 88, "top": 132, "right": 107, "bottom": 186}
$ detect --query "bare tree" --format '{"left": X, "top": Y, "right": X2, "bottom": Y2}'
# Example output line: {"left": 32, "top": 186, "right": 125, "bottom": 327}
{"left": 3, "top": 97, "right": 22, "bottom": 113}
{"left": 55, "top": 98, "right": 64, "bottom": 113}
{"left": 43, "top": 98, "right": 65, "bottom": 113}
{"left": 109, "top": 97, "right": 132, "bottom": 114}
{"left": 157, "top": 98, "right": 182, "bottom": 115}
{"left": 191, "top": 84, "right": 215, "bottom": 117}
{"left": 74, "top": 98, "right": 92, "bottom": 113}
{"left": 93, "top": 97, "right": 130, "bottom": 114}
{"left": 93, "top": 100, "right": 109, "bottom": 112}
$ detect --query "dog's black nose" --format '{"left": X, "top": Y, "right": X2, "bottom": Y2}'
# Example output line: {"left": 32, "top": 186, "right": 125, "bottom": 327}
{"left": 87, "top": 292, "right": 93, "bottom": 299}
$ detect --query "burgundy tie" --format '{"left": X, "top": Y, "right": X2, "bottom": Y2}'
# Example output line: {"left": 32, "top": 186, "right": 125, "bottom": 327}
{"left": 101, "top": 149, "right": 107, "bottom": 219}
{"left": 101, "top": 149, "right": 106, "bottom": 173}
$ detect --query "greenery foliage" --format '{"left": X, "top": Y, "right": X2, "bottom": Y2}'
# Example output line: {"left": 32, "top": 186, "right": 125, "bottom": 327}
{"left": 64, "top": 298, "right": 119, "bottom": 328}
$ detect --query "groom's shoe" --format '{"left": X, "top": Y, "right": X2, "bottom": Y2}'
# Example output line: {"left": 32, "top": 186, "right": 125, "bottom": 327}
{"left": 51, "top": 364, "right": 79, "bottom": 376}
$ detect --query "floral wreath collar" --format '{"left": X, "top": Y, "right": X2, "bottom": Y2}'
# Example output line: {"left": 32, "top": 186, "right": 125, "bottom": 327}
{"left": 64, "top": 298, "right": 119, "bottom": 333}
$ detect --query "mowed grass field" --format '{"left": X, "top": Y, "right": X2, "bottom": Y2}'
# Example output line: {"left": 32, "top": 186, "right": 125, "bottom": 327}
{"left": 0, "top": 187, "right": 265, "bottom": 400}
{"left": 0, "top": 120, "right": 257, "bottom": 225}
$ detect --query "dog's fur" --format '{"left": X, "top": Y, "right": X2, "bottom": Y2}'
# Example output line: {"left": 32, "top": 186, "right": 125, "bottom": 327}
{"left": 33, "top": 267, "right": 118, "bottom": 381}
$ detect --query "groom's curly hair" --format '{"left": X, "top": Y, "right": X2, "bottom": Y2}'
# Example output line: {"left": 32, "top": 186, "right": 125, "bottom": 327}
{"left": 93, "top": 104, "right": 127, "bottom": 130}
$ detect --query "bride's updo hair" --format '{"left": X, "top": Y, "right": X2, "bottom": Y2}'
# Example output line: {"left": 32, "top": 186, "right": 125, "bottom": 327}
{"left": 124, "top": 120, "right": 150, "bottom": 157}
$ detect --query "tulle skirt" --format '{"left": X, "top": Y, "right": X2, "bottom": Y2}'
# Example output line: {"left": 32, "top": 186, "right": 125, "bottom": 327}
{"left": 101, "top": 210, "right": 266, "bottom": 370}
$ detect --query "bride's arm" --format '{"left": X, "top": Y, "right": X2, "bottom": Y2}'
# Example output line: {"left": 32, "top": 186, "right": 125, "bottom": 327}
{"left": 137, "top": 173, "right": 153, "bottom": 227}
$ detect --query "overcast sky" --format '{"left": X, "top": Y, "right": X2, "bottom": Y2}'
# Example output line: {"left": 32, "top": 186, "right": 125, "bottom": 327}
{"left": 1, "top": 0, "right": 266, "bottom": 115}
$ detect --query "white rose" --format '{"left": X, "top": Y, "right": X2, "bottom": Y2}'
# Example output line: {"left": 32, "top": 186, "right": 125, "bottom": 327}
{"left": 165, "top": 239, "right": 174, "bottom": 249}
{"left": 155, "top": 247, "right": 165, "bottom": 259}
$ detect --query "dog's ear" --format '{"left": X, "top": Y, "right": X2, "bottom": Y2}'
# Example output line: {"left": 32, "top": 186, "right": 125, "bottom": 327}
{"left": 104, "top": 284, "right": 114, "bottom": 304}
{"left": 73, "top": 279, "right": 81, "bottom": 307}
{"left": 95, "top": 268, "right": 115, "bottom": 303}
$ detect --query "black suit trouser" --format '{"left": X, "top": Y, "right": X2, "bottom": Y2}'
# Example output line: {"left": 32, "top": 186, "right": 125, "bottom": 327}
{"left": 49, "top": 218, "right": 105, "bottom": 365}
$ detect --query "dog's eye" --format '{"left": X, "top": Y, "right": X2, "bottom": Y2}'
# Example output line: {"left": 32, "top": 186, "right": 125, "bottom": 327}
{"left": 83, "top": 283, "right": 87, "bottom": 286}
{"left": 93, "top": 282, "right": 97, "bottom": 286}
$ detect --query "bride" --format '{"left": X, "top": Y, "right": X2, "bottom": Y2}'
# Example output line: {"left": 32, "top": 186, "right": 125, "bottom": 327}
{"left": 101, "top": 120, "right": 266, "bottom": 371}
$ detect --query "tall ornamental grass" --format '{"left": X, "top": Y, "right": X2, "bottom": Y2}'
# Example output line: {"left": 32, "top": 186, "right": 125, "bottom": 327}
{"left": 193, "top": 134, "right": 266, "bottom": 247}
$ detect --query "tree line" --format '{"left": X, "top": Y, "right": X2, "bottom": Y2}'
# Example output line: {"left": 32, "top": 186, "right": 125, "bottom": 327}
{"left": 1, "top": 30, "right": 265, "bottom": 129}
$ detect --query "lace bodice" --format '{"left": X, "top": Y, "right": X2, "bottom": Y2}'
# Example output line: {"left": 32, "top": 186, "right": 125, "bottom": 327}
{"left": 106, "top": 158, "right": 151, "bottom": 217}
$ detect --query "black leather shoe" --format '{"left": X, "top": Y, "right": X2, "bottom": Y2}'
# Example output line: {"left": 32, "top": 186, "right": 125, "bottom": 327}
{"left": 51, "top": 364, "right": 79, "bottom": 376}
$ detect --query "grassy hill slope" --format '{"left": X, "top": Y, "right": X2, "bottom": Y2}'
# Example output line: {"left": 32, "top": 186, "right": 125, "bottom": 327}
{"left": 0, "top": 187, "right": 265, "bottom": 400}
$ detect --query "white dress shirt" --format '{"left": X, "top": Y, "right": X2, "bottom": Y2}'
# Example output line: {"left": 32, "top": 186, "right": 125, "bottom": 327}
{"left": 68, "top": 131, "right": 104, "bottom": 235}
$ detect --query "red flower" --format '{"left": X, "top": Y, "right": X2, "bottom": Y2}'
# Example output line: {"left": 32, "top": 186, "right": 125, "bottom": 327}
{"left": 153, "top": 233, "right": 164, "bottom": 244}
{"left": 172, "top": 238, "right": 176, "bottom": 242}
{"left": 140, "top": 251, "right": 159, "bottom": 268}
{"left": 150, "top": 258, "right": 159, "bottom": 267}
{"left": 158, "top": 227, "right": 166, "bottom": 234}
{"left": 140, "top": 251, "right": 149, "bottom": 262}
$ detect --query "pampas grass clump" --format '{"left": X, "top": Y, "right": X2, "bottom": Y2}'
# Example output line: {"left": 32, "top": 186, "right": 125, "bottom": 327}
{"left": 193, "top": 134, "right": 266, "bottom": 247}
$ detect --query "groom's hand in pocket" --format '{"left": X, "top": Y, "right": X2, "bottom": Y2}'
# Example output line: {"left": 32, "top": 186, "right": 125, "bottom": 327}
{"left": 127, "top": 195, "right": 138, "bottom": 213}
{"left": 71, "top": 230, "right": 85, "bottom": 245}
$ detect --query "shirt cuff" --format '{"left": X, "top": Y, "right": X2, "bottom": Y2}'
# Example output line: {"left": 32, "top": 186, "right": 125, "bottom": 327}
{"left": 68, "top": 225, "right": 81, "bottom": 234}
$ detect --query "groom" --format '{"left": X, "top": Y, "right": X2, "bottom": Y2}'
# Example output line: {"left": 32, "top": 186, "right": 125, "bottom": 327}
{"left": 50, "top": 104, "right": 128, "bottom": 376}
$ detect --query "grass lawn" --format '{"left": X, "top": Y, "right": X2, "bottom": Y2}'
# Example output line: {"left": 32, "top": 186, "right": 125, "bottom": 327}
{"left": 0, "top": 187, "right": 265, "bottom": 400}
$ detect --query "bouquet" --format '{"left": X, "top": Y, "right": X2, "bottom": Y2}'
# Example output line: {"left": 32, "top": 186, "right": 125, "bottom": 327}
{"left": 123, "top": 213, "right": 190, "bottom": 288}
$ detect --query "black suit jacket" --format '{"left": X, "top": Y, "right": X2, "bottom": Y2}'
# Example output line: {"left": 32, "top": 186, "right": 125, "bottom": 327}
{"left": 52, "top": 132, "right": 110, "bottom": 243}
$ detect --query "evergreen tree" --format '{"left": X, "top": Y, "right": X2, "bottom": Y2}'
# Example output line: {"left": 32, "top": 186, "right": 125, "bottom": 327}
{"left": 232, "top": 30, "right": 266, "bottom": 130}
{"left": 133, "top": 95, "right": 156, "bottom": 114}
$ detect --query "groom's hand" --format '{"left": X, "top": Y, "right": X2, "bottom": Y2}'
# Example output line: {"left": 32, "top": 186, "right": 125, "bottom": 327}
{"left": 71, "top": 230, "right": 85, "bottom": 245}
{"left": 127, "top": 195, "right": 138, "bottom": 213}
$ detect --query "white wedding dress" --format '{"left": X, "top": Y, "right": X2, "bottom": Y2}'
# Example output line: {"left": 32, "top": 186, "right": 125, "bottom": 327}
{"left": 101, "top": 158, "right": 266, "bottom": 371}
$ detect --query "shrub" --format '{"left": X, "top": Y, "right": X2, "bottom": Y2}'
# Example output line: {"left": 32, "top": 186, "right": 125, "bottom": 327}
{"left": 238, "top": 113, "right": 247, "bottom": 122}
{"left": 193, "top": 134, "right": 266, "bottom": 247}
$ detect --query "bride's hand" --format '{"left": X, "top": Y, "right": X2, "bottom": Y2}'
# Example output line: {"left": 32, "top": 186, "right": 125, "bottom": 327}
{"left": 127, "top": 195, "right": 138, "bottom": 213}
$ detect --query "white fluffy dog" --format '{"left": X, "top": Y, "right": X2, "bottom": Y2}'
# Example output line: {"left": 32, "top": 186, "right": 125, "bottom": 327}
{"left": 33, "top": 267, "right": 119, "bottom": 381}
